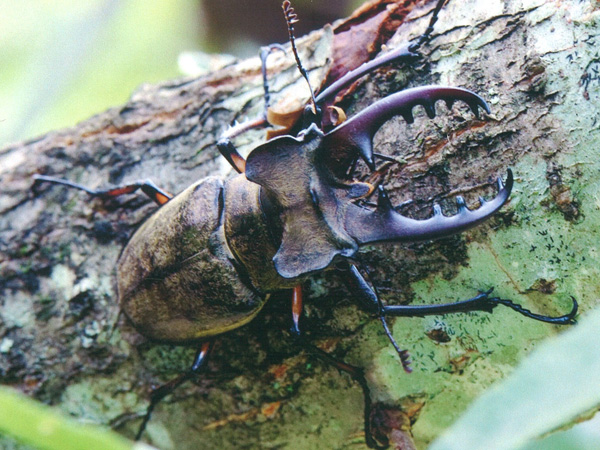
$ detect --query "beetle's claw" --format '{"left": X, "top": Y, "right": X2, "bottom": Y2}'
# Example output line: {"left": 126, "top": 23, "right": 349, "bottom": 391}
{"left": 346, "top": 170, "right": 513, "bottom": 245}
{"left": 399, "top": 351, "right": 412, "bottom": 373}
{"left": 379, "top": 314, "right": 413, "bottom": 373}
{"left": 323, "top": 86, "right": 490, "bottom": 174}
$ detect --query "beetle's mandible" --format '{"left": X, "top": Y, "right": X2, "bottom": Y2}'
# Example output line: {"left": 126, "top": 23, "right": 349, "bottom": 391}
{"left": 32, "top": 0, "right": 578, "bottom": 447}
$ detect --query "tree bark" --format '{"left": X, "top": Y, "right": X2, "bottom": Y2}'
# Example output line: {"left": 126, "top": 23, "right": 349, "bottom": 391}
{"left": 1, "top": 0, "right": 599, "bottom": 449}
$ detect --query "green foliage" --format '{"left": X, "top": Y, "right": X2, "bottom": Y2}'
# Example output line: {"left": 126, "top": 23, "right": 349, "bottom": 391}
{"left": 0, "top": 386, "right": 156, "bottom": 450}
{"left": 429, "top": 308, "right": 600, "bottom": 449}
{"left": 0, "top": 0, "right": 198, "bottom": 146}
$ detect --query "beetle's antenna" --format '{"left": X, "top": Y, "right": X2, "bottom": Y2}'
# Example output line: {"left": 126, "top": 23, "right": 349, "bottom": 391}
{"left": 409, "top": 0, "right": 449, "bottom": 52}
{"left": 282, "top": 0, "right": 318, "bottom": 115}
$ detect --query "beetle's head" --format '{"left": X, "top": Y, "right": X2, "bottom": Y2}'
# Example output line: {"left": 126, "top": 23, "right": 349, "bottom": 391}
{"left": 245, "top": 86, "right": 512, "bottom": 280}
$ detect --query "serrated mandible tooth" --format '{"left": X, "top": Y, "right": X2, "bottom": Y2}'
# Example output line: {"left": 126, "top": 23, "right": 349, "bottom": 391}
{"left": 424, "top": 101, "right": 436, "bottom": 119}
{"left": 377, "top": 186, "right": 393, "bottom": 211}
{"left": 433, "top": 203, "right": 443, "bottom": 216}
{"left": 456, "top": 196, "right": 467, "bottom": 211}
{"left": 361, "top": 152, "right": 375, "bottom": 171}
{"left": 467, "top": 101, "right": 481, "bottom": 118}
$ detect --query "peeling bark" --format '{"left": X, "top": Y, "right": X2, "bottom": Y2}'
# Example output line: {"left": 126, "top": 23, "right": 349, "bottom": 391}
{"left": 1, "top": 1, "right": 599, "bottom": 449}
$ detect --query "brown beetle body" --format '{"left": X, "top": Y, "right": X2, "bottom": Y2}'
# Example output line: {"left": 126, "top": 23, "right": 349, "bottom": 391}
{"left": 116, "top": 127, "right": 366, "bottom": 343}
{"left": 117, "top": 177, "right": 253, "bottom": 342}
{"left": 117, "top": 175, "right": 286, "bottom": 343}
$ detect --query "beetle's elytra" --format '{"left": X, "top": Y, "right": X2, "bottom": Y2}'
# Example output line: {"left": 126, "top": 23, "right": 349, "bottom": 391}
{"left": 32, "top": 0, "right": 577, "bottom": 447}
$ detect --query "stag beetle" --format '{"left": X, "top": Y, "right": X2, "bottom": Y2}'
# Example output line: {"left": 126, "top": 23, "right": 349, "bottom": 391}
{"left": 33, "top": 0, "right": 577, "bottom": 447}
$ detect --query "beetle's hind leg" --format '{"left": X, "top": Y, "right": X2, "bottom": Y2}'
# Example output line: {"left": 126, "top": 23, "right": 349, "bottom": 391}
{"left": 32, "top": 174, "right": 173, "bottom": 206}
{"left": 287, "top": 284, "right": 387, "bottom": 448}
{"left": 135, "top": 341, "right": 213, "bottom": 440}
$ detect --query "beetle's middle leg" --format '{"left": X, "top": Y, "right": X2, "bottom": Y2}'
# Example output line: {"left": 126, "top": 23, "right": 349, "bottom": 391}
{"left": 135, "top": 341, "right": 213, "bottom": 440}
{"left": 300, "top": 339, "right": 388, "bottom": 449}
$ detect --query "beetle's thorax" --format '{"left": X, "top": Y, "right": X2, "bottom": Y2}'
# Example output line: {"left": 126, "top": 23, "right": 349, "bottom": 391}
{"left": 242, "top": 125, "right": 362, "bottom": 280}
{"left": 222, "top": 175, "right": 295, "bottom": 291}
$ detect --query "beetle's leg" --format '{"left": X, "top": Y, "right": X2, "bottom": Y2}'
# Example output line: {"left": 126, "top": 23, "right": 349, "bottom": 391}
{"left": 136, "top": 341, "right": 212, "bottom": 440}
{"left": 216, "top": 113, "right": 272, "bottom": 174}
{"left": 32, "top": 174, "right": 172, "bottom": 206}
{"left": 291, "top": 285, "right": 303, "bottom": 336}
{"left": 314, "top": 0, "right": 449, "bottom": 107}
{"left": 381, "top": 289, "right": 578, "bottom": 325}
{"left": 217, "top": 135, "right": 249, "bottom": 174}
{"left": 344, "top": 262, "right": 577, "bottom": 372}
{"left": 345, "top": 263, "right": 412, "bottom": 372}
{"left": 298, "top": 340, "right": 387, "bottom": 449}
{"left": 288, "top": 283, "right": 390, "bottom": 447}
{"left": 345, "top": 262, "right": 578, "bottom": 323}
{"left": 408, "top": 0, "right": 449, "bottom": 52}
{"left": 215, "top": 42, "right": 287, "bottom": 174}
{"left": 287, "top": 282, "right": 389, "bottom": 447}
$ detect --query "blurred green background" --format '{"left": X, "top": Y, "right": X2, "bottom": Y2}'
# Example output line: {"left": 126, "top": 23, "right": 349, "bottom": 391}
{"left": 0, "top": 0, "right": 360, "bottom": 148}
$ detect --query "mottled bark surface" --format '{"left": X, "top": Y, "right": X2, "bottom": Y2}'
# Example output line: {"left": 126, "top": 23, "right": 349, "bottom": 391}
{"left": 1, "top": 0, "right": 599, "bottom": 449}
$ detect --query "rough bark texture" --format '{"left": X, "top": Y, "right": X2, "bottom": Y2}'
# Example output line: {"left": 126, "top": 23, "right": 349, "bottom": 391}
{"left": 1, "top": 0, "right": 599, "bottom": 449}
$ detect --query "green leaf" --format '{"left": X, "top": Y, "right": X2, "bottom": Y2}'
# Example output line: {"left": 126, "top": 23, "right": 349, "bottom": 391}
{"left": 0, "top": 386, "right": 155, "bottom": 450}
{"left": 429, "top": 308, "right": 600, "bottom": 450}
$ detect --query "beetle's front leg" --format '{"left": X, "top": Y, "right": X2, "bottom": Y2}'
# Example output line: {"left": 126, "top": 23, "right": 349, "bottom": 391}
{"left": 380, "top": 290, "right": 578, "bottom": 325}
{"left": 343, "top": 262, "right": 577, "bottom": 372}
{"left": 135, "top": 341, "right": 213, "bottom": 440}
{"left": 346, "top": 262, "right": 578, "bottom": 323}
{"left": 216, "top": 43, "right": 287, "bottom": 174}
{"left": 344, "top": 263, "right": 413, "bottom": 372}
{"left": 313, "top": 0, "right": 449, "bottom": 108}
{"left": 217, "top": 134, "right": 249, "bottom": 174}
